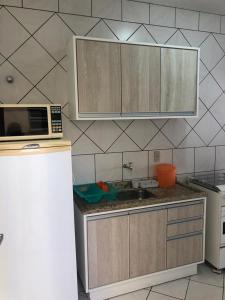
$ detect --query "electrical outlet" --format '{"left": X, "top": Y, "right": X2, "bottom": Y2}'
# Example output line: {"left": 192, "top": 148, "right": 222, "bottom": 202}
{"left": 154, "top": 150, "right": 160, "bottom": 162}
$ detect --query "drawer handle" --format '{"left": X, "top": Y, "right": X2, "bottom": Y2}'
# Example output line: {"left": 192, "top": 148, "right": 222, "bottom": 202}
{"left": 167, "top": 231, "right": 203, "bottom": 241}
{"left": 23, "top": 144, "right": 40, "bottom": 149}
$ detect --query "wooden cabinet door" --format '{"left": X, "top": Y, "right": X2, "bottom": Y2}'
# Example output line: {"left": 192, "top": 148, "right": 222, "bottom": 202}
{"left": 76, "top": 40, "right": 121, "bottom": 113}
{"left": 129, "top": 210, "right": 167, "bottom": 278}
{"left": 167, "top": 235, "right": 203, "bottom": 269}
{"left": 87, "top": 215, "right": 129, "bottom": 289}
{"left": 121, "top": 44, "right": 160, "bottom": 113}
{"left": 161, "top": 48, "right": 198, "bottom": 113}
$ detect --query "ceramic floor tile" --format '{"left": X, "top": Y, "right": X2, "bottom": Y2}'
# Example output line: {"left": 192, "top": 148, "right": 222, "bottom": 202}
{"left": 186, "top": 280, "right": 223, "bottom": 300}
{"left": 148, "top": 291, "right": 178, "bottom": 300}
{"left": 151, "top": 278, "right": 189, "bottom": 299}
{"left": 110, "top": 289, "right": 149, "bottom": 300}
{"left": 190, "top": 263, "right": 224, "bottom": 287}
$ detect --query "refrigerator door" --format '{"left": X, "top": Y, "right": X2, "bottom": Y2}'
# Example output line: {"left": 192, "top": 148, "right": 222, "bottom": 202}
{"left": 0, "top": 147, "right": 78, "bottom": 300}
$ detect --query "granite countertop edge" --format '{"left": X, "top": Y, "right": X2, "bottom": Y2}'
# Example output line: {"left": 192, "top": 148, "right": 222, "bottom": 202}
{"left": 74, "top": 183, "right": 207, "bottom": 215}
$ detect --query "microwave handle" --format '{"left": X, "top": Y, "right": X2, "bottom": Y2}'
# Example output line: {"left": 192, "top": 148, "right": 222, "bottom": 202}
{"left": 0, "top": 234, "right": 4, "bottom": 245}
{"left": 23, "top": 144, "right": 40, "bottom": 150}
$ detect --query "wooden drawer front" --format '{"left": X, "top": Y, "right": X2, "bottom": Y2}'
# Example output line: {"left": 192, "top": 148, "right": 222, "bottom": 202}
{"left": 167, "top": 219, "right": 203, "bottom": 238}
{"left": 87, "top": 216, "right": 129, "bottom": 289}
{"left": 167, "top": 235, "right": 203, "bottom": 269}
{"left": 168, "top": 203, "right": 204, "bottom": 222}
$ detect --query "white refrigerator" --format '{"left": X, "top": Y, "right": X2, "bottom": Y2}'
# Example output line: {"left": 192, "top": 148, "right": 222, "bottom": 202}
{"left": 0, "top": 139, "right": 78, "bottom": 300}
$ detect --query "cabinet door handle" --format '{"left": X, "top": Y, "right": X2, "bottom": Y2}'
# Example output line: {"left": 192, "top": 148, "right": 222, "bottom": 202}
{"left": 0, "top": 234, "right": 4, "bottom": 245}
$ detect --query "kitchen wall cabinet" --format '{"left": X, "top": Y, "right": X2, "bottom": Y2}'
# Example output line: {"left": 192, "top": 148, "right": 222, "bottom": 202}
{"left": 76, "top": 40, "right": 121, "bottom": 114}
{"left": 87, "top": 215, "right": 129, "bottom": 289}
{"left": 68, "top": 36, "right": 199, "bottom": 120}
{"left": 161, "top": 48, "right": 198, "bottom": 113}
{"left": 74, "top": 198, "right": 205, "bottom": 300}
{"left": 121, "top": 44, "right": 160, "bottom": 114}
{"left": 129, "top": 209, "right": 166, "bottom": 277}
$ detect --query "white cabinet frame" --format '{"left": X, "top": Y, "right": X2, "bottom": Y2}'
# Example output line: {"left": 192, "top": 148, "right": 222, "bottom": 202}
{"left": 68, "top": 36, "right": 200, "bottom": 121}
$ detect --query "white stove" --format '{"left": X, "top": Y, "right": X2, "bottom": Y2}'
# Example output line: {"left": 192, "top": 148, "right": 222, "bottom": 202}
{"left": 190, "top": 172, "right": 225, "bottom": 270}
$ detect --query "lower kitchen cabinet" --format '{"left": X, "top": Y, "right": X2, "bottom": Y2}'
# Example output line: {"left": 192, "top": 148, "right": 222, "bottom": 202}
{"left": 129, "top": 210, "right": 167, "bottom": 277}
{"left": 87, "top": 215, "right": 129, "bottom": 289}
{"left": 74, "top": 197, "right": 206, "bottom": 299}
{"left": 167, "top": 234, "right": 203, "bottom": 269}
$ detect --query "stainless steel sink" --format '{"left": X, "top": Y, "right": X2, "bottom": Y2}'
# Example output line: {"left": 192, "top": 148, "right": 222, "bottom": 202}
{"left": 117, "top": 189, "right": 155, "bottom": 201}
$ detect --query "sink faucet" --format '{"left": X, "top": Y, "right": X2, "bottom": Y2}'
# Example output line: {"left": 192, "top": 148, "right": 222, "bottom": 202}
{"left": 123, "top": 162, "right": 133, "bottom": 171}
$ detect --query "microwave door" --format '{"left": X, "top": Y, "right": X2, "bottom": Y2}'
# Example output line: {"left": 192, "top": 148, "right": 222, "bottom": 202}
{"left": 0, "top": 109, "right": 5, "bottom": 137}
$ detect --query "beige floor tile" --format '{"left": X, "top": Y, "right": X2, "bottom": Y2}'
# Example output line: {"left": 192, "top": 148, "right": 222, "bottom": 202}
{"left": 148, "top": 291, "right": 178, "bottom": 300}
{"left": 186, "top": 281, "right": 223, "bottom": 300}
{"left": 110, "top": 289, "right": 149, "bottom": 300}
{"left": 151, "top": 278, "right": 189, "bottom": 299}
{"left": 191, "top": 263, "right": 224, "bottom": 287}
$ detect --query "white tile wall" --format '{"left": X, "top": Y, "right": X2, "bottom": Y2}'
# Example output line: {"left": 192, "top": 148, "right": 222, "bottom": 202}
{"left": 122, "top": 0, "right": 149, "bottom": 24}
{"left": 195, "top": 147, "right": 215, "bottom": 172}
{"left": 222, "top": 16, "right": 225, "bottom": 34}
{"left": 0, "top": 0, "right": 21, "bottom": 6}
{"left": 96, "top": 153, "right": 122, "bottom": 181}
{"left": 199, "top": 12, "right": 221, "bottom": 33}
{"left": 92, "top": 0, "right": 121, "bottom": 20}
{"left": 149, "top": 150, "right": 172, "bottom": 177}
{"left": 123, "top": 151, "right": 148, "bottom": 180}
{"left": 72, "top": 155, "right": 95, "bottom": 184}
{"left": 176, "top": 9, "right": 199, "bottom": 30}
{"left": 0, "top": 0, "right": 225, "bottom": 184}
{"left": 23, "top": 0, "right": 58, "bottom": 11}
{"left": 216, "top": 146, "right": 225, "bottom": 170}
{"left": 150, "top": 5, "right": 175, "bottom": 27}
{"left": 173, "top": 148, "right": 195, "bottom": 174}
{"left": 59, "top": 0, "right": 91, "bottom": 16}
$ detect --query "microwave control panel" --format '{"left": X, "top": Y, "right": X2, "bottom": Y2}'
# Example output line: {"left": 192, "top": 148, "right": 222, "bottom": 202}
{"left": 50, "top": 106, "right": 62, "bottom": 133}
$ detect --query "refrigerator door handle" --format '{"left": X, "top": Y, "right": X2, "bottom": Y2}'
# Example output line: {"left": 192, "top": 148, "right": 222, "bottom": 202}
{"left": 0, "top": 234, "right": 4, "bottom": 245}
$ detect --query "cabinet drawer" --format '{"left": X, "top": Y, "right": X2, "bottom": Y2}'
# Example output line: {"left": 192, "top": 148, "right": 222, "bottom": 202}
{"left": 167, "top": 219, "right": 203, "bottom": 237}
{"left": 167, "top": 235, "right": 203, "bottom": 269}
{"left": 168, "top": 203, "right": 204, "bottom": 222}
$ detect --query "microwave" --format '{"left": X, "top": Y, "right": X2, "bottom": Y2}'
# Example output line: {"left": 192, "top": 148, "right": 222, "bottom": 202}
{"left": 0, "top": 104, "right": 63, "bottom": 141}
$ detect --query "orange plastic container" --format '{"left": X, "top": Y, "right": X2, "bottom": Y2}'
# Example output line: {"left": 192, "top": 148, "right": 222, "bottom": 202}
{"left": 155, "top": 164, "right": 176, "bottom": 188}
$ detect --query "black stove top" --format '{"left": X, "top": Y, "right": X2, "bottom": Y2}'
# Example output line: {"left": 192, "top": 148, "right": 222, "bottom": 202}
{"left": 190, "top": 172, "right": 225, "bottom": 192}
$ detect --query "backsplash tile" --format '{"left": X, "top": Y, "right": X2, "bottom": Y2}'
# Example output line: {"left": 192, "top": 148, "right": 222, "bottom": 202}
{"left": 96, "top": 153, "right": 122, "bottom": 182}
{"left": 123, "top": 151, "right": 148, "bottom": 180}
{"left": 195, "top": 147, "right": 215, "bottom": 172}
{"left": 149, "top": 150, "right": 172, "bottom": 177}
{"left": 216, "top": 146, "right": 225, "bottom": 170}
{"left": 72, "top": 155, "right": 95, "bottom": 185}
{"left": 0, "top": 0, "right": 225, "bottom": 183}
{"left": 173, "top": 148, "right": 194, "bottom": 174}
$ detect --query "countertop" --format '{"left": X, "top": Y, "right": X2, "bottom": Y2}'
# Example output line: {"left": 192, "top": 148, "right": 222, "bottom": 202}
{"left": 74, "top": 183, "right": 207, "bottom": 215}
